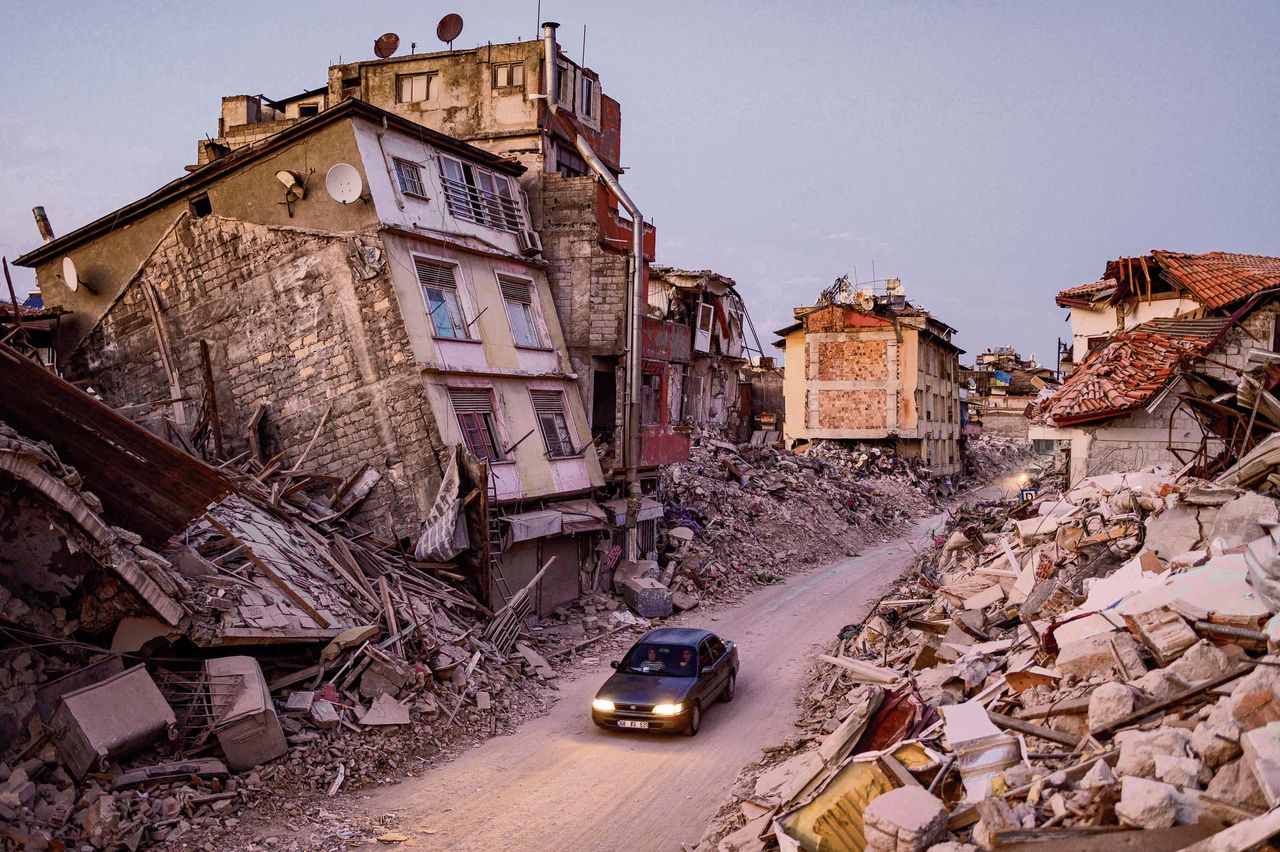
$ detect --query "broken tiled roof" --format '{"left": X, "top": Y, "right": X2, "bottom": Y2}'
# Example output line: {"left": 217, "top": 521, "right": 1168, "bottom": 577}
{"left": 1151, "top": 251, "right": 1280, "bottom": 310}
{"left": 1055, "top": 278, "right": 1117, "bottom": 307}
{"left": 1042, "top": 326, "right": 1211, "bottom": 426}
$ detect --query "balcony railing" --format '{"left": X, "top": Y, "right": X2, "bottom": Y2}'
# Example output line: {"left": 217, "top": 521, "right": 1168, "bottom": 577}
{"left": 440, "top": 176, "right": 524, "bottom": 234}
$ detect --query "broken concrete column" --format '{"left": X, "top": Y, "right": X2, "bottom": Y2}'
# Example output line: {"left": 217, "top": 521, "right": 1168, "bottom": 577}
{"left": 1115, "top": 776, "right": 1177, "bottom": 829}
{"left": 862, "top": 786, "right": 947, "bottom": 851}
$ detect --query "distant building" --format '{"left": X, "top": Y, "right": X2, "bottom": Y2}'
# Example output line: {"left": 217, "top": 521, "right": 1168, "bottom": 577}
{"left": 773, "top": 278, "right": 963, "bottom": 477}
{"left": 961, "top": 347, "right": 1056, "bottom": 439}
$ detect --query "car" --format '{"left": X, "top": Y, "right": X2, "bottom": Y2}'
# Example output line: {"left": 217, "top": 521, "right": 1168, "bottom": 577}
{"left": 590, "top": 627, "right": 739, "bottom": 736}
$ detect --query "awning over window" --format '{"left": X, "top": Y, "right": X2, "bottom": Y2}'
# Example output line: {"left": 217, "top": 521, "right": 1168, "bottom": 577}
{"left": 551, "top": 499, "right": 609, "bottom": 534}
{"left": 500, "top": 509, "right": 562, "bottom": 543}
{"left": 601, "top": 497, "right": 664, "bottom": 525}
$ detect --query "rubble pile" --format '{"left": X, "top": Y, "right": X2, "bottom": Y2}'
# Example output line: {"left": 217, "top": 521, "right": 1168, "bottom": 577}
{"left": 658, "top": 434, "right": 941, "bottom": 603}
{"left": 699, "top": 457, "right": 1280, "bottom": 852}
{"left": 962, "top": 434, "right": 1035, "bottom": 483}
{"left": 0, "top": 413, "right": 559, "bottom": 851}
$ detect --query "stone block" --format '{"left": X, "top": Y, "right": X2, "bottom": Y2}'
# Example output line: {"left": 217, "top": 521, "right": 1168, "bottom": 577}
{"left": 863, "top": 786, "right": 947, "bottom": 851}
{"left": 1087, "top": 682, "right": 1138, "bottom": 730}
{"left": 1116, "top": 727, "right": 1192, "bottom": 778}
{"left": 620, "top": 576, "right": 673, "bottom": 619}
{"left": 1210, "top": 492, "right": 1280, "bottom": 547}
{"left": 1055, "top": 631, "right": 1146, "bottom": 680}
{"left": 1115, "top": 776, "right": 1177, "bottom": 829}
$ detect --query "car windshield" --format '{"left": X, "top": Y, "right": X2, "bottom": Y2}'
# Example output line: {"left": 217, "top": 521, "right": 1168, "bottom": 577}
{"left": 623, "top": 643, "right": 698, "bottom": 677}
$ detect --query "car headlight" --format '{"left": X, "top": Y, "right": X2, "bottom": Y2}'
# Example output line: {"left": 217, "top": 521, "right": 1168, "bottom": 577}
{"left": 592, "top": 698, "right": 615, "bottom": 712}
{"left": 652, "top": 703, "right": 683, "bottom": 716}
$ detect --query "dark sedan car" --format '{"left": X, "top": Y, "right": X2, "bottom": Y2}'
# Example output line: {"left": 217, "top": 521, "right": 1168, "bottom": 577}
{"left": 591, "top": 627, "right": 738, "bottom": 736}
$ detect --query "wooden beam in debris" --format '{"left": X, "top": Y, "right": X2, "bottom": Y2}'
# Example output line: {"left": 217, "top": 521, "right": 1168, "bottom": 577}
{"left": 1089, "top": 664, "right": 1254, "bottom": 738}
{"left": 204, "top": 513, "right": 332, "bottom": 628}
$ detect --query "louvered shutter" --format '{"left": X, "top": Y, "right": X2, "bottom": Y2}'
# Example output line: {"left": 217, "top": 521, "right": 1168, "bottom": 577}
{"left": 415, "top": 259, "right": 457, "bottom": 289}
{"left": 530, "top": 390, "right": 564, "bottom": 415}
{"left": 499, "top": 277, "right": 532, "bottom": 304}
{"left": 448, "top": 388, "right": 492, "bottom": 414}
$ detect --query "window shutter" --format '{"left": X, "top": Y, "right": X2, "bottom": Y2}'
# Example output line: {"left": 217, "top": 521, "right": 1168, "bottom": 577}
{"left": 415, "top": 259, "right": 456, "bottom": 289}
{"left": 448, "top": 388, "right": 493, "bottom": 414}
{"left": 530, "top": 390, "right": 564, "bottom": 416}
{"left": 499, "top": 277, "right": 532, "bottom": 304}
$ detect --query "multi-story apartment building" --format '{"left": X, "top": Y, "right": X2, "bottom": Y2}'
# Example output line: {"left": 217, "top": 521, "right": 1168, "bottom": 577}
{"left": 774, "top": 278, "right": 964, "bottom": 477}
{"left": 189, "top": 24, "right": 689, "bottom": 492}
{"left": 15, "top": 99, "right": 605, "bottom": 615}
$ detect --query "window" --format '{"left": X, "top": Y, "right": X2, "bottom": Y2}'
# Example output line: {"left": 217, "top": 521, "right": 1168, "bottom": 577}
{"left": 438, "top": 155, "right": 523, "bottom": 232}
{"left": 531, "top": 390, "right": 575, "bottom": 458}
{"left": 499, "top": 276, "right": 542, "bottom": 347}
{"left": 297, "top": 102, "right": 320, "bottom": 117}
{"left": 415, "top": 258, "right": 470, "bottom": 339}
{"left": 449, "top": 388, "right": 504, "bottom": 461}
{"left": 556, "top": 147, "right": 588, "bottom": 178}
{"left": 580, "top": 76, "right": 597, "bottom": 119}
{"left": 492, "top": 62, "right": 524, "bottom": 89}
{"left": 393, "top": 158, "right": 426, "bottom": 197}
{"left": 556, "top": 61, "right": 574, "bottom": 107}
{"left": 640, "top": 372, "right": 662, "bottom": 426}
{"left": 189, "top": 193, "right": 212, "bottom": 218}
{"left": 397, "top": 73, "right": 435, "bottom": 103}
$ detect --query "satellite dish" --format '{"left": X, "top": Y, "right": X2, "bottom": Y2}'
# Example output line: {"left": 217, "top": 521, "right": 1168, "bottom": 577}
{"left": 61, "top": 256, "right": 80, "bottom": 292}
{"left": 275, "top": 169, "right": 306, "bottom": 201}
{"left": 325, "top": 163, "right": 364, "bottom": 204}
{"left": 437, "top": 13, "right": 464, "bottom": 46}
{"left": 374, "top": 32, "right": 400, "bottom": 59}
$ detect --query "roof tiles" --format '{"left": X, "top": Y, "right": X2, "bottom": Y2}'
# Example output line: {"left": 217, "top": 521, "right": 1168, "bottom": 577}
{"left": 1152, "top": 251, "right": 1280, "bottom": 310}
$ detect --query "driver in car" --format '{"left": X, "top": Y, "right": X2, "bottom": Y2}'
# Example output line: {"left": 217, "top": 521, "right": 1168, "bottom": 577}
{"left": 639, "top": 648, "right": 663, "bottom": 671}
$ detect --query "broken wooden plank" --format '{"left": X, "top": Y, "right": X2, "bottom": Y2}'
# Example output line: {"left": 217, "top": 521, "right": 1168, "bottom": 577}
{"left": 204, "top": 513, "right": 331, "bottom": 628}
{"left": 817, "top": 655, "right": 900, "bottom": 685}
{"left": 987, "top": 710, "right": 1081, "bottom": 748}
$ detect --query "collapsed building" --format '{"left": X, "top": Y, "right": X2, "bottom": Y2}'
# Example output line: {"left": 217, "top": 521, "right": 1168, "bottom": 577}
{"left": 1031, "top": 251, "right": 1280, "bottom": 485}
{"left": 774, "top": 277, "right": 964, "bottom": 479}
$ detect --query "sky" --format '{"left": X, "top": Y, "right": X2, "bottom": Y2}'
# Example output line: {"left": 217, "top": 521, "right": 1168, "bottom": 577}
{"left": 2, "top": 1, "right": 1278, "bottom": 366}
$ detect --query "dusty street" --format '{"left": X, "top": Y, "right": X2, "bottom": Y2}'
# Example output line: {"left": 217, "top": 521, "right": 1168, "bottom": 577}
{"left": 349, "top": 506, "right": 964, "bottom": 852}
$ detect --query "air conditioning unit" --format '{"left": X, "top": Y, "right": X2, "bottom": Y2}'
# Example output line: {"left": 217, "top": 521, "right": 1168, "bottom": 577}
{"left": 516, "top": 229, "right": 543, "bottom": 257}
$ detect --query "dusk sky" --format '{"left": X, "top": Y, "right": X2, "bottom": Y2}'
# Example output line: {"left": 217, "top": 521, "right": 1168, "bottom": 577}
{"left": 2, "top": 1, "right": 1277, "bottom": 365}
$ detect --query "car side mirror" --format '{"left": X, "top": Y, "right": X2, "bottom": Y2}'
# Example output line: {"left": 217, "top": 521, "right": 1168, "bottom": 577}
{"left": 701, "top": 665, "right": 712, "bottom": 675}
{"left": 610, "top": 660, "right": 620, "bottom": 669}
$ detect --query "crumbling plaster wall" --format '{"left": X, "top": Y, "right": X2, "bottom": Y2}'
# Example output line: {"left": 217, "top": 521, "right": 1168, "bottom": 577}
{"left": 65, "top": 215, "right": 446, "bottom": 532}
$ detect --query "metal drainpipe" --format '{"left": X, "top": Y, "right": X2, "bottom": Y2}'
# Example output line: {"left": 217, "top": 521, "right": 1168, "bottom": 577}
{"left": 543, "top": 22, "right": 645, "bottom": 559}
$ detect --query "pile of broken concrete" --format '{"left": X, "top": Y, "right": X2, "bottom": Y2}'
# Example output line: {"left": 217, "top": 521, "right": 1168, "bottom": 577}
{"left": 654, "top": 433, "right": 945, "bottom": 609}
{"left": 701, "top": 461, "right": 1280, "bottom": 851}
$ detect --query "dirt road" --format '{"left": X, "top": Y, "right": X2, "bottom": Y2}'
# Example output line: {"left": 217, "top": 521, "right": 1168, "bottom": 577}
{"left": 350, "top": 508, "right": 960, "bottom": 852}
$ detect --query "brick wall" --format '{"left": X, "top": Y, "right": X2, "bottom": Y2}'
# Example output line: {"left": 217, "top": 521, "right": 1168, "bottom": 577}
{"left": 66, "top": 215, "right": 445, "bottom": 532}
{"left": 815, "top": 389, "right": 886, "bottom": 429}
{"left": 816, "top": 339, "right": 889, "bottom": 381}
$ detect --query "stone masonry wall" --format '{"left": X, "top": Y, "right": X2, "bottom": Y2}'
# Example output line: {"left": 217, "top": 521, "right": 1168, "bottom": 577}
{"left": 66, "top": 215, "right": 446, "bottom": 532}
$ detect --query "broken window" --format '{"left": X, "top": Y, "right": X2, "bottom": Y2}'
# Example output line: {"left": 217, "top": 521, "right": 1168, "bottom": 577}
{"left": 297, "top": 102, "right": 320, "bottom": 117}
{"left": 415, "top": 258, "right": 470, "bottom": 340}
{"left": 393, "top": 158, "right": 426, "bottom": 197}
{"left": 556, "top": 61, "right": 574, "bottom": 107}
{"left": 189, "top": 193, "right": 212, "bottom": 218}
{"left": 492, "top": 62, "right": 525, "bottom": 89}
{"left": 449, "top": 388, "right": 504, "bottom": 461}
{"left": 438, "top": 155, "right": 522, "bottom": 233}
{"left": 531, "top": 390, "right": 575, "bottom": 458}
{"left": 640, "top": 371, "right": 662, "bottom": 426}
{"left": 499, "top": 276, "right": 542, "bottom": 347}
{"left": 556, "top": 147, "right": 588, "bottom": 178}
{"left": 667, "top": 364, "right": 687, "bottom": 425}
{"left": 397, "top": 73, "right": 435, "bottom": 103}
{"left": 580, "top": 76, "right": 597, "bottom": 119}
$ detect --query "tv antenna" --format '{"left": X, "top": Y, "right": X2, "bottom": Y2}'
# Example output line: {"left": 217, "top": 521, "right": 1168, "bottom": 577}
{"left": 437, "top": 13, "right": 463, "bottom": 50}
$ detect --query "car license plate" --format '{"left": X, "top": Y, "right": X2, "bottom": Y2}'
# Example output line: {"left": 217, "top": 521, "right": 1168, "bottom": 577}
{"left": 618, "top": 720, "right": 649, "bottom": 729}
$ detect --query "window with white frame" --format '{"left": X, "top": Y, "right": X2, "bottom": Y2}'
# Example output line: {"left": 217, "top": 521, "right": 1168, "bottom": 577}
{"left": 492, "top": 62, "right": 524, "bottom": 89}
{"left": 499, "top": 276, "right": 542, "bottom": 347}
{"left": 437, "top": 155, "right": 523, "bottom": 233}
{"left": 579, "top": 75, "right": 597, "bottom": 119}
{"left": 449, "top": 388, "right": 504, "bottom": 461}
{"left": 397, "top": 73, "right": 436, "bottom": 103}
{"left": 393, "top": 158, "right": 426, "bottom": 197}
{"left": 531, "top": 390, "right": 575, "bottom": 458}
{"left": 415, "top": 258, "right": 470, "bottom": 340}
